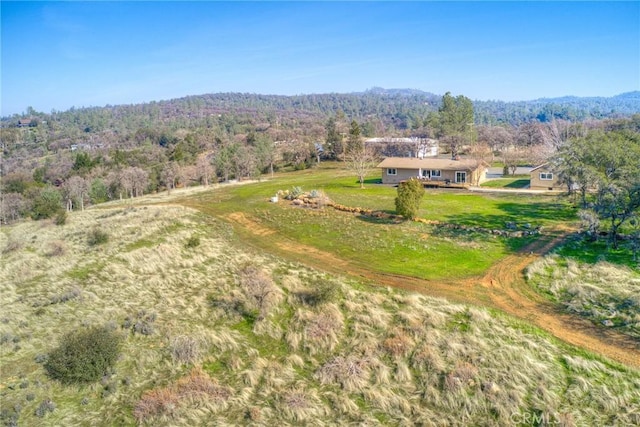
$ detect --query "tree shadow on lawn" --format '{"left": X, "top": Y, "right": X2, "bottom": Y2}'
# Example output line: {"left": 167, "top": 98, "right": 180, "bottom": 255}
{"left": 429, "top": 224, "right": 535, "bottom": 253}
{"left": 555, "top": 234, "right": 638, "bottom": 268}
{"left": 355, "top": 213, "right": 404, "bottom": 225}
{"left": 323, "top": 178, "right": 382, "bottom": 189}
{"left": 504, "top": 179, "right": 530, "bottom": 189}
{"left": 444, "top": 201, "right": 576, "bottom": 230}
{"left": 363, "top": 178, "right": 383, "bottom": 185}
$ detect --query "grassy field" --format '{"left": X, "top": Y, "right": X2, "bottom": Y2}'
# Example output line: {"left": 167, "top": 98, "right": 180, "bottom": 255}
{"left": 179, "top": 163, "right": 575, "bottom": 281}
{"left": 2, "top": 203, "right": 639, "bottom": 426}
{"left": 527, "top": 255, "right": 640, "bottom": 341}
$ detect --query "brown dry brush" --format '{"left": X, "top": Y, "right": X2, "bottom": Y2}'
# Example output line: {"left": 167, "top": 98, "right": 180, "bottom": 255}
{"left": 169, "top": 335, "right": 202, "bottom": 365}
{"left": 238, "top": 264, "right": 282, "bottom": 320}
{"left": 291, "top": 303, "right": 344, "bottom": 355}
{"left": 315, "top": 355, "right": 373, "bottom": 392}
{"left": 133, "top": 368, "right": 232, "bottom": 424}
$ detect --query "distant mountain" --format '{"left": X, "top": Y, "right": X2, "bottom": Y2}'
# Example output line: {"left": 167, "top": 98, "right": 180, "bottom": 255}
{"left": 3, "top": 89, "right": 638, "bottom": 132}
{"left": 359, "top": 88, "right": 640, "bottom": 124}
{"left": 614, "top": 91, "right": 640, "bottom": 100}
{"left": 473, "top": 91, "right": 640, "bottom": 125}
{"left": 363, "top": 87, "right": 439, "bottom": 98}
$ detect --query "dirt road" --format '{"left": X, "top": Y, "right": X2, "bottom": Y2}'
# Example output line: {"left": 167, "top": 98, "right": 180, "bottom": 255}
{"left": 219, "top": 211, "right": 640, "bottom": 369}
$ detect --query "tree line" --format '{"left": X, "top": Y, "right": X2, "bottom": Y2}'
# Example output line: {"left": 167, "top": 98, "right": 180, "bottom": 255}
{"left": 1, "top": 90, "right": 639, "bottom": 226}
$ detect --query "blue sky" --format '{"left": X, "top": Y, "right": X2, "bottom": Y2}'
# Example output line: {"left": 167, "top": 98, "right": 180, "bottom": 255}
{"left": 2, "top": 1, "right": 638, "bottom": 116}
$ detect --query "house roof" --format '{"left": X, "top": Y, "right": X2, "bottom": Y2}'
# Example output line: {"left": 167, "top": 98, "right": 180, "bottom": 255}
{"left": 377, "top": 157, "right": 483, "bottom": 171}
{"left": 366, "top": 137, "right": 437, "bottom": 145}
{"left": 530, "top": 163, "right": 551, "bottom": 172}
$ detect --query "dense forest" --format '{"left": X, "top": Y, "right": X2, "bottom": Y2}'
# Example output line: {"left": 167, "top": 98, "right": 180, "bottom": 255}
{"left": 1, "top": 89, "right": 639, "bottom": 224}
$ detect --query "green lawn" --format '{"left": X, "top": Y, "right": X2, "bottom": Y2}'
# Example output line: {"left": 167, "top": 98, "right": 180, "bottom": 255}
{"left": 553, "top": 235, "right": 639, "bottom": 268}
{"left": 481, "top": 176, "right": 531, "bottom": 189}
{"left": 181, "top": 163, "right": 577, "bottom": 281}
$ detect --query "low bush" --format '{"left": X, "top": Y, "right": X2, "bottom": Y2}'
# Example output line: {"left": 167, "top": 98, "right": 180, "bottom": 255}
{"left": 133, "top": 369, "right": 231, "bottom": 424}
{"left": 87, "top": 228, "right": 109, "bottom": 246}
{"left": 44, "top": 326, "right": 121, "bottom": 384}
{"left": 306, "top": 280, "right": 340, "bottom": 306}
{"left": 395, "top": 178, "right": 424, "bottom": 220}
{"left": 34, "top": 399, "right": 56, "bottom": 418}
{"left": 46, "top": 240, "right": 67, "bottom": 257}
{"left": 50, "top": 287, "right": 81, "bottom": 305}
{"left": 185, "top": 235, "right": 201, "bottom": 248}
{"left": 2, "top": 240, "right": 23, "bottom": 254}
{"left": 169, "top": 335, "right": 202, "bottom": 365}
{"left": 54, "top": 210, "right": 67, "bottom": 226}
{"left": 123, "top": 310, "right": 156, "bottom": 335}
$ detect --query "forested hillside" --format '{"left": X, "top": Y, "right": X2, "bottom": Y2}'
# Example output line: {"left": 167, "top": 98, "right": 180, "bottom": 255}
{"left": 1, "top": 89, "right": 639, "bottom": 225}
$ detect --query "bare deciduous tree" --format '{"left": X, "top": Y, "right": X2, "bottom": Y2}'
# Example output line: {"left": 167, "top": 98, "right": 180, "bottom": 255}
{"left": 516, "top": 122, "right": 545, "bottom": 147}
{"left": 161, "top": 162, "right": 180, "bottom": 194}
{"left": 131, "top": 167, "right": 149, "bottom": 198}
{"left": 122, "top": 167, "right": 148, "bottom": 198}
{"left": 63, "top": 175, "right": 89, "bottom": 211}
{"left": 233, "top": 145, "right": 257, "bottom": 180}
{"left": 468, "top": 142, "right": 493, "bottom": 170}
{"left": 502, "top": 147, "right": 527, "bottom": 176}
{"left": 106, "top": 169, "right": 125, "bottom": 201}
{"left": 344, "top": 144, "right": 379, "bottom": 189}
{"left": 179, "top": 164, "right": 198, "bottom": 188}
{"left": 196, "top": 152, "right": 215, "bottom": 186}
{"left": 1, "top": 192, "right": 30, "bottom": 224}
{"left": 476, "top": 125, "right": 514, "bottom": 153}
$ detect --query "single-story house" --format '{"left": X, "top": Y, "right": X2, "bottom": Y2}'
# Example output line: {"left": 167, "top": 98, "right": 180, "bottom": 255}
{"left": 377, "top": 157, "right": 487, "bottom": 186}
{"left": 530, "top": 164, "right": 563, "bottom": 191}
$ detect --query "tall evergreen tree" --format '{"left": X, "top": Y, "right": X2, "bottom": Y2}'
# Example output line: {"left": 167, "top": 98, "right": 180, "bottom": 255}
{"left": 433, "top": 92, "right": 475, "bottom": 158}
{"left": 325, "top": 117, "right": 342, "bottom": 159}
{"left": 347, "top": 120, "right": 362, "bottom": 154}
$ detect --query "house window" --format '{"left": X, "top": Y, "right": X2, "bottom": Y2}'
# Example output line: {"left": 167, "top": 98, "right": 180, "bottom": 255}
{"left": 540, "top": 172, "right": 553, "bottom": 180}
{"left": 387, "top": 168, "right": 397, "bottom": 176}
{"left": 421, "top": 170, "right": 429, "bottom": 178}
{"left": 430, "top": 170, "right": 441, "bottom": 178}
{"left": 455, "top": 171, "right": 467, "bottom": 183}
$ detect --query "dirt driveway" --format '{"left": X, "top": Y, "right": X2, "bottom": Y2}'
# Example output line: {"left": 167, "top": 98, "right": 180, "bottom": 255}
{"left": 223, "top": 211, "right": 640, "bottom": 369}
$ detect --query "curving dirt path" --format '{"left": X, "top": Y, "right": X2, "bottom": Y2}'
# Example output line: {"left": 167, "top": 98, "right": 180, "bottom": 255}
{"left": 222, "top": 211, "right": 640, "bottom": 369}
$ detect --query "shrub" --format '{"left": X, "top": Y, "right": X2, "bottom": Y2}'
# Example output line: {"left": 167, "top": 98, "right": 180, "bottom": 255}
{"left": 185, "top": 235, "right": 201, "bottom": 248}
{"left": 306, "top": 280, "right": 340, "bottom": 306}
{"left": 285, "top": 186, "right": 304, "bottom": 200}
{"left": 133, "top": 320, "right": 155, "bottom": 336}
{"left": 395, "top": 178, "right": 424, "bottom": 220}
{"left": 31, "top": 186, "right": 63, "bottom": 220}
{"left": 50, "top": 287, "right": 81, "bottom": 305}
{"left": 127, "top": 310, "right": 156, "bottom": 336}
{"left": 34, "top": 399, "right": 56, "bottom": 417}
{"left": 46, "top": 240, "right": 67, "bottom": 257}
{"left": 2, "top": 240, "right": 23, "bottom": 254}
{"left": 87, "top": 228, "right": 109, "bottom": 246}
{"left": 169, "top": 335, "right": 202, "bottom": 365}
{"left": 89, "top": 178, "right": 109, "bottom": 204}
{"left": 54, "top": 210, "right": 67, "bottom": 226}
{"left": 44, "top": 326, "right": 121, "bottom": 384}
{"left": 238, "top": 264, "right": 281, "bottom": 319}
{"left": 133, "top": 388, "right": 180, "bottom": 423}
{"left": 133, "top": 369, "right": 231, "bottom": 423}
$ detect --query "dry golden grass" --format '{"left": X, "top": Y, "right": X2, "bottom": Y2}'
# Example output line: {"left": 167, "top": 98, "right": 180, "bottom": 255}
{"left": 527, "top": 255, "right": 640, "bottom": 339}
{"left": 1, "top": 202, "right": 639, "bottom": 426}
